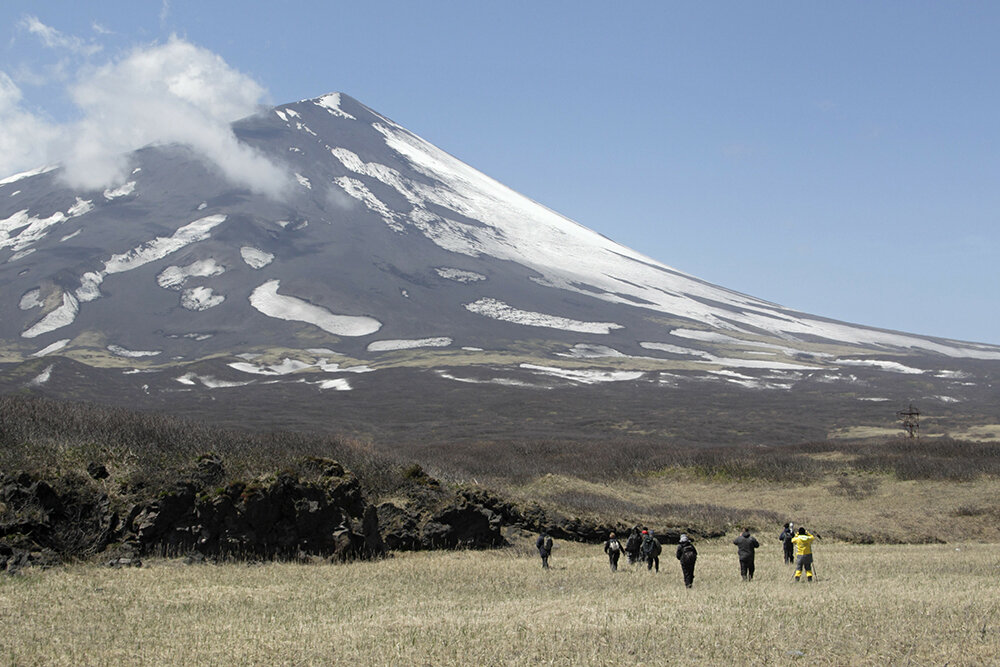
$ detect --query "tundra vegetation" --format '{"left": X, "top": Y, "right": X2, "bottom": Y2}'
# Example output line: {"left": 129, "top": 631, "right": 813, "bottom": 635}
{"left": 2, "top": 395, "right": 999, "bottom": 544}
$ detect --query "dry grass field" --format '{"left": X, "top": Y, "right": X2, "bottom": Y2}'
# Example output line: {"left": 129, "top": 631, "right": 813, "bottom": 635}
{"left": 2, "top": 540, "right": 998, "bottom": 666}
{"left": 507, "top": 470, "right": 1000, "bottom": 544}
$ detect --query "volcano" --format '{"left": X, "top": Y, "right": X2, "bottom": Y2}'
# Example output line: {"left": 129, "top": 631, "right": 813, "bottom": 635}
{"left": 2, "top": 93, "right": 998, "bottom": 444}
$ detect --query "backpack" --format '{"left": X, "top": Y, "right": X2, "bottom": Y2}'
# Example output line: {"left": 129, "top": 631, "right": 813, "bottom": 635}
{"left": 650, "top": 538, "right": 662, "bottom": 557}
{"left": 608, "top": 538, "right": 621, "bottom": 553}
{"left": 544, "top": 536, "right": 553, "bottom": 552}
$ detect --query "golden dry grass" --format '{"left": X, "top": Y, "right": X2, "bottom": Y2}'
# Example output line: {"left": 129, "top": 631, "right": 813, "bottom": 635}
{"left": 508, "top": 471, "right": 1000, "bottom": 543}
{"left": 2, "top": 540, "right": 998, "bottom": 665}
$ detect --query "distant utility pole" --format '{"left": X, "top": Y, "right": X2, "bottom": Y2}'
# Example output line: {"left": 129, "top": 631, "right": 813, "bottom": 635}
{"left": 896, "top": 403, "right": 920, "bottom": 438}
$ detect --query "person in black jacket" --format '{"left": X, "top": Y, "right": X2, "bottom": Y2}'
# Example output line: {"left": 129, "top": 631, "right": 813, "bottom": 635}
{"left": 778, "top": 522, "right": 795, "bottom": 564}
{"left": 536, "top": 532, "right": 553, "bottom": 569}
{"left": 624, "top": 527, "right": 642, "bottom": 565}
{"left": 732, "top": 527, "right": 761, "bottom": 581}
{"left": 676, "top": 534, "right": 698, "bottom": 588}
{"left": 603, "top": 532, "right": 625, "bottom": 572}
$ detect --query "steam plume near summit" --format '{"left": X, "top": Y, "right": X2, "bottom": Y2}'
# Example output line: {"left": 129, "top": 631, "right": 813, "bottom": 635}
{"left": 0, "top": 30, "right": 291, "bottom": 198}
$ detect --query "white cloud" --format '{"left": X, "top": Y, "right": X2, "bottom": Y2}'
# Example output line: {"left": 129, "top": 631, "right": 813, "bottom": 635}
{"left": 0, "top": 34, "right": 292, "bottom": 199}
{"left": 0, "top": 73, "right": 60, "bottom": 172}
{"left": 20, "top": 15, "right": 102, "bottom": 56}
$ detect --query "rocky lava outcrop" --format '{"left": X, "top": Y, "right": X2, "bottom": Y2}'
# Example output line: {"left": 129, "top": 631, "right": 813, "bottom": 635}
{"left": 0, "top": 457, "right": 384, "bottom": 573}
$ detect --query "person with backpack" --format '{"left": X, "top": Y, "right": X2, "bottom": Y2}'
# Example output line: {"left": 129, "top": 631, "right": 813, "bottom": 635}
{"left": 603, "top": 532, "right": 625, "bottom": 572}
{"left": 640, "top": 529, "right": 661, "bottom": 572}
{"left": 791, "top": 526, "right": 818, "bottom": 582}
{"left": 778, "top": 522, "right": 795, "bottom": 564}
{"left": 624, "top": 527, "right": 642, "bottom": 565}
{"left": 676, "top": 534, "right": 698, "bottom": 588}
{"left": 732, "top": 527, "right": 761, "bottom": 581}
{"left": 536, "top": 532, "right": 554, "bottom": 569}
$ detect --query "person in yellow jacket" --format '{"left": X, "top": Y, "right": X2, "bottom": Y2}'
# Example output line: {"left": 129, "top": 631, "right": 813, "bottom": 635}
{"left": 790, "top": 526, "right": 817, "bottom": 582}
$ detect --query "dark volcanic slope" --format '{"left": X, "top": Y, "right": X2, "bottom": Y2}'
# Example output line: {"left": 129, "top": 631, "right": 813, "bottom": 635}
{"left": 2, "top": 93, "right": 999, "bottom": 443}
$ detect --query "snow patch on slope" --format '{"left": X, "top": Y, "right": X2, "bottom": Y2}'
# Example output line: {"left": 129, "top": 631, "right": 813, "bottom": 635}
{"left": 103, "top": 181, "right": 136, "bottom": 199}
{"left": 436, "top": 370, "right": 540, "bottom": 388}
{"left": 835, "top": 358, "right": 925, "bottom": 375}
{"left": 20, "top": 215, "right": 227, "bottom": 338}
{"left": 436, "top": 267, "right": 486, "bottom": 283}
{"left": 334, "top": 176, "right": 404, "bottom": 232}
{"left": 19, "top": 289, "right": 43, "bottom": 310}
{"left": 640, "top": 342, "right": 713, "bottom": 359}
{"left": 67, "top": 198, "right": 93, "bottom": 217}
{"left": 176, "top": 373, "right": 253, "bottom": 388}
{"left": 315, "top": 378, "right": 352, "bottom": 391}
{"left": 557, "top": 344, "right": 630, "bottom": 359}
{"left": 315, "top": 93, "right": 356, "bottom": 120}
{"left": 157, "top": 259, "right": 226, "bottom": 290}
{"left": 465, "top": 298, "right": 623, "bottom": 334}
{"left": 228, "top": 357, "right": 373, "bottom": 376}
{"left": 0, "top": 165, "right": 57, "bottom": 185}
{"left": 248, "top": 280, "right": 382, "bottom": 336}
{"left": 241, "top": 247, "right": 274, "bottom": 269}
{"left": 107, "top": 344, "right": 161, "bottom": 358}
{"left": 367, "top": 337, "right": 452, "bottom": 352}
{"left": 103, "top": 215, "right": 226, "bottom": 275}
{"left": 641, "top": 340, "right": 818, "bottom": 370}
{"left": 27, "top": 365, "right": 54, "bottom": 387}
{"left": 32, "top": 339, "right": 70, "bottom": 357}
{"left": 520, "top": 364, "right": 644, "bottom": 384}
{"left": 1, "top": 209, "right": 67, "bottom": 252}
{"left": 181, "top": 286, "right": 225, "bottom": 311}
{"left": 22, "top": 293, "right": 79, "bottom": 338}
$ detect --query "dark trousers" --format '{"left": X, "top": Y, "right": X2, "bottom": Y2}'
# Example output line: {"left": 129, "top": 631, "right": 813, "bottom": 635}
{"left": 680, "top": 556, "right": 696, "bottom": 587}
{"left": 608, "top": 552, "right": 620, "bottom": 572}
{"left": 783, "top": 542, "right": 794, "bottom": 564}
{"left": 739, "top": 556, "right": 755, "bottom": 580}
{"left": 646, "top": 555, "right": 659, "bottom": 572}
{"left": 539, "top": 550, "right": 550, "bottom": 569}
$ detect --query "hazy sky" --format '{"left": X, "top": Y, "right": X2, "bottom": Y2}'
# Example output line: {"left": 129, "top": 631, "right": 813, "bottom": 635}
{"left": 2, "top": 1, "right": 997, "bottom": 344}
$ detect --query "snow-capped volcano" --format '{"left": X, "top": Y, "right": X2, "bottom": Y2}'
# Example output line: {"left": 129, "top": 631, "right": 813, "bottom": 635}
{"left": 1, "top": 93, "right": 998, "bottom": 442}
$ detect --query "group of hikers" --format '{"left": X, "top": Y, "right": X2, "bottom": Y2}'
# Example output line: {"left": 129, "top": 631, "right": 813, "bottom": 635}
{"left": 536, "top": 522, "right": 818, "bottom": 587}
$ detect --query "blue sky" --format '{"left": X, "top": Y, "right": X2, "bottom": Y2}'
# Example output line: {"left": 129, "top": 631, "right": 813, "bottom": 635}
{"left": 2, "top": 1, "right": 998, "bottom": 344}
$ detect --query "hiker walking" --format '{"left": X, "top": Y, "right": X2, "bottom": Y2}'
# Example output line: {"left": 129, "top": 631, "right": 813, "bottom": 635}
{"left": 791, "top": 526, "right": 817, "bottom": 582}
{"left": 732, "top": 527, "right": 760, "bottom": 581}
{"left": 536, "top": 532, "right": 554, "bottom": 569}
{"left": 604, "top": 532, "right": 625, "bottom": 572}
{"left": 640, "top": 529, "right": 661, "bottom": 572}
{"left": 778, "top": 522, "right": 795, "bottom": 564}
{"left": 676, "top": 534, "right": 698, "bottom": 588}
{"left": 624, "top": 527, "right": 642, "bottom": 565}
